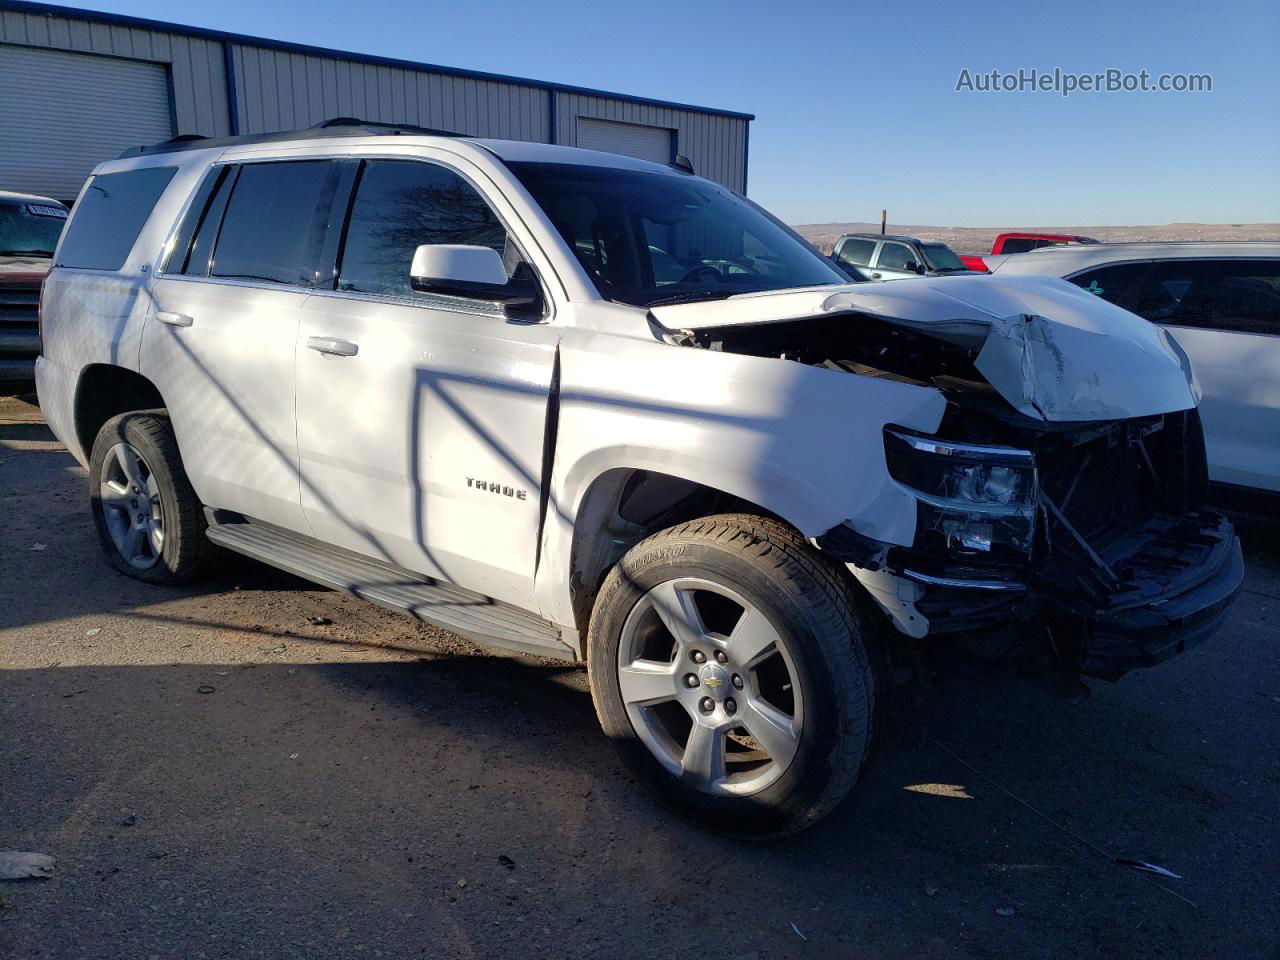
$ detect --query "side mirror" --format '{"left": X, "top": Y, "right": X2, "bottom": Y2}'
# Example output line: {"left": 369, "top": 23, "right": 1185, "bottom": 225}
{"left": 409, "top": 244, "right": 542, "bottom": 316}
{"left": 911, "top": 262, "right": 927, "bottom": 275}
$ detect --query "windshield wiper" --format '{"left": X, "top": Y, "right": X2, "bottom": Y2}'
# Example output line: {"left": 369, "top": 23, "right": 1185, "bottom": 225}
{"left": 642, "top": 290, "right": 738, "bottom": 309}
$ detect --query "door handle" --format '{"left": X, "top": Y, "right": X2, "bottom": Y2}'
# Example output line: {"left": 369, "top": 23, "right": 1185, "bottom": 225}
{"left": 156, "top": 310, "right": 194, "bottom": 327}
{"left": 307, "top": 336, "right": 359, "bottom": 357}
{"left": 870, "top": 272, "right": 882, "bottom": 279}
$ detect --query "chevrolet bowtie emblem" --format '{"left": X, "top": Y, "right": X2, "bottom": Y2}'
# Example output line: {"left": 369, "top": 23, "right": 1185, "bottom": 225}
{"left": 704, "top": 676, "right": 723, "bottom": 688}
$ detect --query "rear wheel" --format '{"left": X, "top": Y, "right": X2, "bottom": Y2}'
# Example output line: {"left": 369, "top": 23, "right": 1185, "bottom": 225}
{"left": 88, "top": 411, "right": 218, "bottom": 584}
{"left": 588, "top": 514, "right": 880, "bottom": 836}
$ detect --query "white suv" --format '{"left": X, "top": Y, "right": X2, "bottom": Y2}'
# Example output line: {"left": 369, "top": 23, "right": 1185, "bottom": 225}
{"left": 37, "top": 121, "right": 1243, "bottom": 835}
{"left": 990, "top": 242, "right": 1280, "bottom": 495}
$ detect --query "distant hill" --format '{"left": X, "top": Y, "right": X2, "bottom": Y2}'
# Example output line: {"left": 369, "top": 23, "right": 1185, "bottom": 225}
{"left": 791, "top": 222, "right": 1280, "bottom": 255}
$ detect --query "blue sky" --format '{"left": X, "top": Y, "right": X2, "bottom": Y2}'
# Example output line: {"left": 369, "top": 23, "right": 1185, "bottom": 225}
{"left": 66, "top": 0, "right": 1280, "bottom": 225}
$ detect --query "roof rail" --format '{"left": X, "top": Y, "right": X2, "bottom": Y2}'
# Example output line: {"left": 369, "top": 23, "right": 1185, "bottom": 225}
{"left": 118, "top": 117, "right": 462, "bottom": 159}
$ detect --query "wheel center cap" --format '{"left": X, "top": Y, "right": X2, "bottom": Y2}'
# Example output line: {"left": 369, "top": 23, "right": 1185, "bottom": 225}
{"left": 699, "top": 663, "right": 732, "bottom": 700}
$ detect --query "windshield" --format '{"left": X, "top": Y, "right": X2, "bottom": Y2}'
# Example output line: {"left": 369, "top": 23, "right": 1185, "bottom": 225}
{"left": 506, "top": 162, "right": 846, "bottom": 307}
{"left": 919, "top": 242, "right": 967, "bottom": 272}
{"left": 0, "top": 201, "right": 67, "bottom": 257}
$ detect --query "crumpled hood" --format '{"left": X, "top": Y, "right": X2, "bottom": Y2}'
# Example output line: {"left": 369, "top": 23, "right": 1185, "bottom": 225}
{"left": 649, "top": 275, "right": 1200, "bottom": 422}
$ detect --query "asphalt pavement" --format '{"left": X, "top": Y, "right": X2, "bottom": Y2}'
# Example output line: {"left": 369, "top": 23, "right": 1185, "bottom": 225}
{"left": 2, "top": 391, "right": 1277, "bottom": 959}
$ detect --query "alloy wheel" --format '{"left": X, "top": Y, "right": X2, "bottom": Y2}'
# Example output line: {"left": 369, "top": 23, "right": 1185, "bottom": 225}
{"left": 616, "top": 578, "right": 803, "bottom": 797}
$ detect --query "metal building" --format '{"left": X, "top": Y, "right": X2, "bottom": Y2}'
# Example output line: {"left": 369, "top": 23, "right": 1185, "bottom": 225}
{"left": 0, "top": 0, "right": 752, "bottom": 204}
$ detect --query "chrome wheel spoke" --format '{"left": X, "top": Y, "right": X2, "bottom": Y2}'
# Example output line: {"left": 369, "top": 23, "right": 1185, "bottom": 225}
{"left": 99, "top": 480, "right": 132, "bottom": 509}
{"left": 115, "top": 443, "right": 146, "bottom": 490}
{"left": 724, "top": 607, "right": 781, "bottom": 669}
{"left": 618, "top": 660, "right": 679, "bottom": 706}
{"left": 125, "top": 523, "right": 150, "bottom": 562}
{"left": 646, "top": 580, "right": 706, "bottom": 648}
{"left": 681, "top": 721, "right": 727, "bottom": 790}
{"left": 741, "top": 696, "right": 800, "bottom": 767}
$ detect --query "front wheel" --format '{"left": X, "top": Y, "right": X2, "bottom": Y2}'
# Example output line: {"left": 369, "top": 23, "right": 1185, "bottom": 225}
{"left": 588, "top": 514, "right": 880, "bottom": 836}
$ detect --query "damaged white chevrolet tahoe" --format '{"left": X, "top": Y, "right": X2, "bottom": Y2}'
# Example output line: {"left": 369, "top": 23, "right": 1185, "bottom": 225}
{"left": 37, "top": 122, "right": 1244, "bottom": 835}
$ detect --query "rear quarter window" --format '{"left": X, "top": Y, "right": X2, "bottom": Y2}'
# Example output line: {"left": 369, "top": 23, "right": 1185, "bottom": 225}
{"left": 835, "top": 238, "right": 876, "bottom": 267}
{"left": 55, "top": 167, "right": 177, "bottom": 270}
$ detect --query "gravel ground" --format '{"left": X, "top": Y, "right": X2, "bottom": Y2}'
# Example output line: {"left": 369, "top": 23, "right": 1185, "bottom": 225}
{"left": 2, "top": 391, "right": 1277, "bottom": 959}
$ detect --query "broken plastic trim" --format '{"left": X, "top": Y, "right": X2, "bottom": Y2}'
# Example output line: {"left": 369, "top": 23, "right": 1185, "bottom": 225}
{"left": 900, "top": 569, "right": 1026, "bottom": 591}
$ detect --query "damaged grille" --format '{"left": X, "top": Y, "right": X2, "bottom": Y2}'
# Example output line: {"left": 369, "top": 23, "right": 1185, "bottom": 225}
{"left": 1036, "top": 409, "right": 1207, "bottom": 542}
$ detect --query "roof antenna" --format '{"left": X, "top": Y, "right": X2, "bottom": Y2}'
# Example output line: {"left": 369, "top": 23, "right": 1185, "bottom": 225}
{"left": 670, "top": 154, "right": 695, "bottom": 174}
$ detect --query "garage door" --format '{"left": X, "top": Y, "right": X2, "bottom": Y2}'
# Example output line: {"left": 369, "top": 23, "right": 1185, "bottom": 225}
{"left": 575, "top": 117, "right": 674, "bottom": 164}
{"left": 0, "top": 44, "right": 174, "bottom": 204}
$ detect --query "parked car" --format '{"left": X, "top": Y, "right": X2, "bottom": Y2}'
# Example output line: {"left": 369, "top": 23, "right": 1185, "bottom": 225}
{"left": 991, "top": 242, "right": 1280, "bottom": 495}
{"left": 1, "top": 191, "right": 68, "bottom": 386}
{"left": 37, "top": 122, "right": 1242, "bottom": 835}
{"left": 958, "top": 232, "right": 1099, "bottom": 273}
{"left": 832, "top": 233, "right": 973, "bottom": 280}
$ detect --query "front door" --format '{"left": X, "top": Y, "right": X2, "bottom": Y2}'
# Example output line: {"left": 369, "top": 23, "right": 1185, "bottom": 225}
{"left": 294, "top": 157, "right": 558, "bottom": 606}
{"left": 871, "top": 240, "right": 922, "bottom": 280}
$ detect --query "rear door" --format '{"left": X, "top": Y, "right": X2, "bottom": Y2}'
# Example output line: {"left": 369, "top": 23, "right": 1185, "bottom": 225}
{"left": 1070, "top": 258, "right": 1280, "bottom": 492}
{"left": 142, "top": 159, "right": 346, "bottom": 531}
{"left": 294, "top": 155, "right": 558, "bottom": 606}
{"left": 1134, "top": 259, "right": 1280, "bottom": 492}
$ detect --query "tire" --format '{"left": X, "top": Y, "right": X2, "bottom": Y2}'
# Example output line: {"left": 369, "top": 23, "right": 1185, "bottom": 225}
{"left": 88, "top": 410, "right": 218, "bottom": 584}
{"left": 588, "top": 513, "right": 881, "bottom": 836}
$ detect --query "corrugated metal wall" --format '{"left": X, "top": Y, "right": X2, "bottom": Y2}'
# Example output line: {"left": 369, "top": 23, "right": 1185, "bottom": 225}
{"left": 555, "top": 93, "right": 748, "bottom": 192}
{"left": 0, "top": 4, "right": 748, "bottom": 193}
{"left": 230, "top": 44, "right": 551, "bottom": 142}
{"left": 0, "top": 5, "right": 231, "bottom": 137}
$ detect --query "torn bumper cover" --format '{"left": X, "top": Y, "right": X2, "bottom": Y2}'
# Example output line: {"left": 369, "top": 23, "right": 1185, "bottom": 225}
{"left": 1076, "top": 513, "right": 1243, "bottom": 680}
{"left": 824, "top": 511, "right": 1243, "bottom": 678}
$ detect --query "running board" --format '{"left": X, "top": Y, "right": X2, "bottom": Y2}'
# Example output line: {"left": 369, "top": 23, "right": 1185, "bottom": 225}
{"left": 205, "top": 520, "right": 574, "bottom": 662}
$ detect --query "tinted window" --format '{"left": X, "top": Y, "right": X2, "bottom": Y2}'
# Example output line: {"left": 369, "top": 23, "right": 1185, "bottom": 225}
{"left": 338, "top": 160, "right": 509, "bottom": 297}
{"left": 836, "top": 238, "right": 876, "bottom": 267}
{"left": 55, "top": 167, "right": 176, "bottom": 270}
{"left": 0, "top": 200, "right": 67, "bottom": 258}
{"left": 920, "top": 242, "right": 966, "bottom": 272}
{"left": 210, "top": 161, "right": 334, "bottom": 286}
{"left": 164, "top": 165, "right": 232, "bottom": 276}
{"left": 1000, "top": 237, "right": 1042, "bottom": 254}
{"left": 1133, "top": 260, "right": 1280, "bottom": 335}
{"left": 1069, "top": 263, "right": 1148, "bottom": 312}
{"left": 507, "top": 162, "right": 844, "bottom": 307}
{"left": 876, "top": 242, "right": 918, "bottom": 271}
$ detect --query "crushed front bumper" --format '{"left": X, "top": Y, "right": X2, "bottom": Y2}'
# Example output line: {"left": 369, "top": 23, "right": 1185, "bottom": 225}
{"left": 1076, "top": 512, "right": 1243, "bottom": 679}
{"left": 829, "top": 511, "right": 1244, "bottom": 679}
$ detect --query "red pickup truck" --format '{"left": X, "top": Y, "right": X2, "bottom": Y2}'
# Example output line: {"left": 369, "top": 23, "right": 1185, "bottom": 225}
{"left": 959, "top": 232, "right": 1098, "bottom": 272}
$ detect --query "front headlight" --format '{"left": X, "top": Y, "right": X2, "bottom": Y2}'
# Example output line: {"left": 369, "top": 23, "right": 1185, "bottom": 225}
{"left": 884, "top": 428, "right": 1037, "bottom": 555}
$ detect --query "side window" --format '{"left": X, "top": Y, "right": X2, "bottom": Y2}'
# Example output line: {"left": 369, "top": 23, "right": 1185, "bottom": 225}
{"left": 164, "top": 164, "right": 234, "bottom": 276}
{"left": 55, "top": 167, "right": 177, "bottom": 270}
{"left": 209, "top": 161, "right": 335, "bottom": 286}
{"left": 338, "top": 160, "right": 510, "bottom": 297}
{"left": 836, "top": 238, "right": 875, "bottom": 267}
{"left": 1068, "top": 263, "right": 1148, "bottom": 313}
{"left": 1132, "top": 260, "right": 1280, "bottom": 335}
{"left": 1000, "top": 238, "right": 1039, "bottom": 254}
{"left": 876, "top": 242, "right": 918, "bottom": 271}
{"left": 1210, "top": 261, "right": 1280, "bottom": 334}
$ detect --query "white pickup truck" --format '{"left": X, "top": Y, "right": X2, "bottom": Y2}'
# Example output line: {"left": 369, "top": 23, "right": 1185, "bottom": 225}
{"left": 36, "top": 121, "right": 1243, "bottom": 835}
